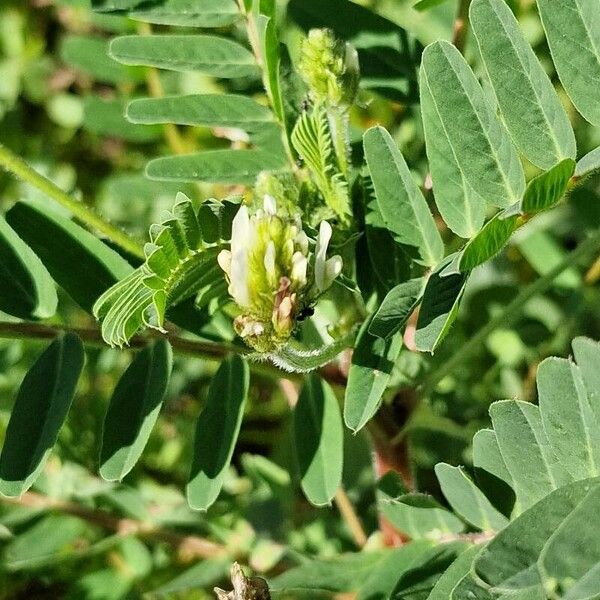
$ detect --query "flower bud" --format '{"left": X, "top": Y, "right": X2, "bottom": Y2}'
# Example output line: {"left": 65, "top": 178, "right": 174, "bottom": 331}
{"left": 298, "top": 28, "right": 359, "bottom": 108}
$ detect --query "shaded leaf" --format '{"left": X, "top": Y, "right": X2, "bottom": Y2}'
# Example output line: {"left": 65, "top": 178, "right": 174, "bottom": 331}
{"left": 344, "top": 317, "right": 403, "bottom": 432}
{"left": 100, "top": 339, "right": 173, "bottom": 481}
{"left": 187, "top": 355, "right": 249, "bottom": 510}
{"left": 294, "top": 375, "right": 343, "bottom": 506}
{"left": 0, "top": 333, "right": 85, "bottom": 496}
{"left": 130, "top": 0, "right": 240, "bottom": 27}
{"left": 415, "top": 258, "right": 468, "bottom": 353}
{"left": 0, "top": 214, "right": 57, "bottom": 320}
{"left": 6, "top": 200, "right": 133, "bottom": 313}
{"left": 369, "top": 278, "right": 424, "bottom": 340}
{"left": 575, "top": 146, "right": 600, "bottom": 179}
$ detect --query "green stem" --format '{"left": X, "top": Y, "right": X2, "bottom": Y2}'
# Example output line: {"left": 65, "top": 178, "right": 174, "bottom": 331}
{"left": 419, "top": 228, "right": 600, "bottom": 399}
{"left": 0, "top": 143, "right": 144, "bottom": 260}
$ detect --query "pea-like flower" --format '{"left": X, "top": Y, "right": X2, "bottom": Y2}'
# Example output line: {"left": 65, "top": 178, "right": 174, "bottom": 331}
{"left": 218, "top": 196, "right": 342, "bottom": 352}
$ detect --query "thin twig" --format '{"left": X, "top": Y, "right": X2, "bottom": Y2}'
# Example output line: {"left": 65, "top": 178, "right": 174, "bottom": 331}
{"left": 0, "top": 491, "right": 226, "bottom": 560}
{"left": 0, "top": 143, "right": 144, "bottom": 259}
{"left": 417, "top": 229, "right": 600, "bottom": 401}
{"left": 334, "top": 488, "right": 368, "bottom": 548}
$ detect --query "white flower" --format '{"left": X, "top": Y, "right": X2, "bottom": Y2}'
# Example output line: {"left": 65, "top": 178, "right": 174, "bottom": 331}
{"left": 315, "top": 221, "right": 343, "bottom": 292}
{"left": 217, "top": 198, "right": 342, "bottom": 352}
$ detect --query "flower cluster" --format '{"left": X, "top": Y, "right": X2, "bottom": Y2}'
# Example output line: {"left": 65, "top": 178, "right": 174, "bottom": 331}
{"left": 217, "top": 196, "right": 342, "bottom": 352}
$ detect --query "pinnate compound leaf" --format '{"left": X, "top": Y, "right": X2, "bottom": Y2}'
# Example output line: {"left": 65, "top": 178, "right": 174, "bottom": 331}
{"left": 537, "top": 0, "right": 600, "bottom": 126}
{"left": 127, "top": 94, "right": 274, "bottom": 130}
{"left": 369, "top": 277, "right": 424, "bottom": 340}
{"left": 109, "top": 35, "right": 259, "bottom": 78}
{"left": 100, "top": 339, "right": 173, "bottom": 481}
{"left": 7, "top": 200, "right": 133, "bottom": 313}
{"left": 294, "top": 375, "right": 343, "bottom": 506}
{"left": 470, "top": 0, "right": 576, "bottom": 170}
{"left": 435, "top": 463, "right": 509, "bottom": 531}
{"left": 344, "top": 317, "right": 403, "bottom": 432}
{"left": 0, "top": 214, "right": 57, "bottom": 320}
{"left": 520, "top": 158, "right": 575, "bottom": 214}
{"left": 0, "top": 333, "right": 85, "bottom": 496}
{"left": 363, "top": 126, "right": 443, "bottom": 267}
{"left": 187, "top": 355, "right": 249, "bottom": 510}
{"left": 420, "top": 41, "right": 524, "bottom": 237}
{"left": 415, "top": 257, "right": 469, "bottom": 353}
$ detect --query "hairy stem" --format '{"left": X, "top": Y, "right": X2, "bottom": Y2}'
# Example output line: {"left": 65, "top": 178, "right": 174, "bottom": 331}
{"left": 334, "top": 487, "right": 368, "bottom": 548}
{"left": 419, "top": 228, "right": 600, "bottom": 399}
{"left": 0, "top": 143, "right": 143, "bottom": 259}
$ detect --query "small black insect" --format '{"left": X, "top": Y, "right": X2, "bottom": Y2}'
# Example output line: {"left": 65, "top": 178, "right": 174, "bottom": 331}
{"left": 297, "top": 306, "right": 315, "bottom": 321}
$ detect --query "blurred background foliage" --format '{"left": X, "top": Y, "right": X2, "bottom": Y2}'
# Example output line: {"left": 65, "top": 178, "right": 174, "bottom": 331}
{"left": 1, "top": 0, "right": 600, "bottom": 597}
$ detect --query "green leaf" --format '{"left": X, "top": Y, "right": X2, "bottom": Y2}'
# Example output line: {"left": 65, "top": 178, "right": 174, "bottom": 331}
{"left": 109, "top": 35, "right": 259, "bottom": 78}
{"left": 537, "top": 0, "right": 600, "bottom": 126}
{"left": 186, "top": 355, "right": 249, "bottom": 510}
{"left": 369, "top": 278, "right": 424, "bottom": 340}
{"left": 83, "top": 97, "right": 162, "bottom": 142}
{"left": 415, "top": 258, "right": 469, "bottom": 353}
{"left": 537, "top": 357, "right": 600, "bottom": 481}
{"left": 363, "top": 126, "right": 443, "bottom": 267}
{"left": 490, "top": 400, "right": 572, "bottom": 513}
{"left": 129, "top": 0, "right": 240, "bottom": 27}
{"left": 3, "top": 515, "right": 89, "bottom": 572}
{"left": 344, "top": 317, "right": 403, "bottom": 432}
{"left": 0, "top": 214, "right": 57, "bottom": 320}
{"left": 149, "top": 558, "right": 231, "bottom": 597}
{"left": 288, "top": 0, "right": 421, "bottom": 103}
{"left": 435, "top": 463, "right": 509, "bottom": 531}
{"left": 538, "top": 484, "right": 600, "bottom": 597}
{"left": 474, "top": 478, "right": 600, "bottom": 592}
{"left": 377, "top": 473, "right": 465, "bottom": 540}
{"left": 126, "top": 94, "right": 274, "bottom": 130}
{"left": 457, "top": 213, "right": 519, "bottom": 272}
{"left": 420, "top": 41, "right": 524, "bottom": 237}
{"left": 6, "top": 200, "right": 133, "bottom": 313}
{"left": 0, "top": 333, "right": 85, "bottom": 496}
{"left": 392, "top": 541, "right": 471, "bottom": 599}
{"left": 61, "top": 35, "right": 141, "bottom": 85}
{"left": 294, "top": 375, "right": 343, "bottom": 506}
{"left": 146, "top": 149, "right": 285, "bottom": 184}
{"left": 428, "top": 545, "right": 481, "bottom": 600}
{"left": 414, "top": 0, "right": 452, "bottom": 11}
{"left": 100, "top": 339, "right": 172, "bottom": 481}
{"left": 572, "top": 337, "right": 600, "bottom": 425}
{"left": 356, "top": 541, "right": 438, "bottom": 600}
{"left": 520, "top": 158, "right": 575, "bottom": 214}
{"left": 269, "top": 551, "right": 387, "bottom": 595}
{"left": 575, "top": 146, "right": 600, "bottom": 179}
{"left": 470, "top": 0, "right": 576, "bottom": 169}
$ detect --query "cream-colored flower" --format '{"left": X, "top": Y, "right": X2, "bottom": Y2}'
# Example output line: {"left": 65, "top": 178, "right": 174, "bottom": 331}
{"left": 218, "top": 197, "right": 342, "bottom": 352}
